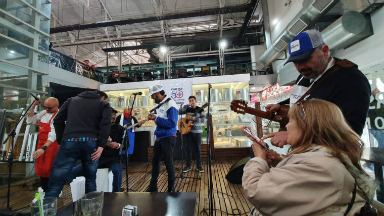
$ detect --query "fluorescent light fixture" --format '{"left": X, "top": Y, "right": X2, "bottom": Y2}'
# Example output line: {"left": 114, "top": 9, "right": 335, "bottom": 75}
{"left": 219, "top": 40, "right": 227, "bottom": 49}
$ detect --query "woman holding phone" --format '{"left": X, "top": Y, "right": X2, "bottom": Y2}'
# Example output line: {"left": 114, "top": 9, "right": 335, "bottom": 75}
{"left": 242, "top": 99, "right": 376, "bottom": 216}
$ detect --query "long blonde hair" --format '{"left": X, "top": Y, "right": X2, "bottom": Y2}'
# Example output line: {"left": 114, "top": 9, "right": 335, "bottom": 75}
{"left": 287, "top": 99, "right": 364, "bottom": 172}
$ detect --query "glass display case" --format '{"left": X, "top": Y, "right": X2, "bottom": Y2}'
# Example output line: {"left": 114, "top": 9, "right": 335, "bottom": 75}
{"left": 192, "top": 82, "right": 252, "bottom": 148}
{"left": 105, "top": 88, "right": 156, "bottom": 127}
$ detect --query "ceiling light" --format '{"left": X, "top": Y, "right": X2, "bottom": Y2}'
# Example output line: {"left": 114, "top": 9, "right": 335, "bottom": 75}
{"left": 272, "top": 19, "right": 278, "bottom": 25}
{"left": 219, "top": 40, "right": 227, "bottom": 49}
{"left": 10, "top": 50, "right": 15, "bottom": 54}
{"left": 160, "top": 46, "right": 167, "bottom": 54}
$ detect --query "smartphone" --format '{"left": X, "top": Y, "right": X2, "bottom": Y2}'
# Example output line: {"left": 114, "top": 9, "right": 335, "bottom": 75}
{"left": 242, "top": 126, "right": 269, "bottom": 150}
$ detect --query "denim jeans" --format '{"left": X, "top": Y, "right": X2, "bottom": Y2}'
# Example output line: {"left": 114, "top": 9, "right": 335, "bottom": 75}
{"left": 185, "top": 132, "right": 202, "bottom": 168}
{"left": 149, "top": 136, "right": 176, "bottom": 191}
{"left": 45, "top": 141, "right": 99, "bottom": 197}
{"left": 69, "top": 163, "right": 122, "bottom": 192}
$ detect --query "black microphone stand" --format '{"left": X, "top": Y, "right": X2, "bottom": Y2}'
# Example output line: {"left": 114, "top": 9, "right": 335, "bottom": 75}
{"left": 175, "top": 104, "right": 200, "bottom": 192}
{"left": 206, "top": 84, "right": 214, "bottom": 216}
{"left": 2, "top": 96, "right": 35, "bottom": 210}
{"left": 123, "top": 94, "right": 138, "bottom": 192}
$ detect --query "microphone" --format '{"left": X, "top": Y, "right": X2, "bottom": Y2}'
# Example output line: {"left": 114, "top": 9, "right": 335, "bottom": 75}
{"left": 30, "top": 93, "right": 40, "bottom": 101}
{"left": 132, "top": 92, "right": 142, "bottom": 95}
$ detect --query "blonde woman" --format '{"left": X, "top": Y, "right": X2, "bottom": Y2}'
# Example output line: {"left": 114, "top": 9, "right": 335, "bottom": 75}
{"left": 242, "top": 99, "right": 376, "bottom": 216}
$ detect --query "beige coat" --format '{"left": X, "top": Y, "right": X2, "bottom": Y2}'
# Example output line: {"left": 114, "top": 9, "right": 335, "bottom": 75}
{"left": 242, "top": 146, "right": 367, "bottom": 216}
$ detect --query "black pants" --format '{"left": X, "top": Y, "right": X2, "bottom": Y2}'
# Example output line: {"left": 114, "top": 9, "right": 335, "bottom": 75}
{"left": 40, "top": 177, "right": 49, "bottom": 192}
{"left": 149, "top": 136, "right": 176, "bottom": 192}
{"left": 185, "top": 132, "right": 202, "bottom": 168}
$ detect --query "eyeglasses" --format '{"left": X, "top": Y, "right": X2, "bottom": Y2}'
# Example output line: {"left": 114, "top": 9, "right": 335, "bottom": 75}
{"left": 297, "top": 102, "right": 306, "bottom": 120}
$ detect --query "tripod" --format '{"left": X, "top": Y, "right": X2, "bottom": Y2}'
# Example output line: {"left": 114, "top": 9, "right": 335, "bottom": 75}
{"left": 1, "top": 95, "right": 35, "bottom": 210}
{"left": 175, "top": 105, "right": 200, "bottom": 192}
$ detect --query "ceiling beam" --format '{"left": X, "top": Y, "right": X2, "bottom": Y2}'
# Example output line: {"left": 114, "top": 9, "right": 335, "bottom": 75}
{"left": 50, "top": 4, "right": 250, "bottom": 34}
{"left": 237, "top": 0, "right": 260, "bottom": 39}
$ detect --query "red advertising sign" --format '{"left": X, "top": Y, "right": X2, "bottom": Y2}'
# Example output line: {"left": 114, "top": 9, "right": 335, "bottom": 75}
{"left": 261, "top": 83, "right": 293, "bottom": 101}
{"left": 250, "top": 94, "right": 260, "bottom": 104}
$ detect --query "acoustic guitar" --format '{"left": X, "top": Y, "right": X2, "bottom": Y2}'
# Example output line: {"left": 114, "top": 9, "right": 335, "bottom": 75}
{"left": 230, "top": 100, "right": 290, "bottom": 130}
{"left": 178, "top": 103, "right": 208, "bottom": 135}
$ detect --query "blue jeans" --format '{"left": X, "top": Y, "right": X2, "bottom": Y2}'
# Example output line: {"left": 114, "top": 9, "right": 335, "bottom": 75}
{"left": 68, "top": 163, "right": 122, "bottom": 192}
{"left": 45, "top": 141, "right": 99, "bottom": 197}
{"left": 149, "top": 137, "right": 176, "bottom": 192}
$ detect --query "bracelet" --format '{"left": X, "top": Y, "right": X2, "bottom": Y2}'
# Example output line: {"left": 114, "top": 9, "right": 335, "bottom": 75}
{"left": 41, "top": 146, "right": 48, "bottom": 151}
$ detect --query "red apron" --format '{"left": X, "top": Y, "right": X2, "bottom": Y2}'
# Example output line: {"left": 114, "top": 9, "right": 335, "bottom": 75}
{"left": 35, "top": 110, "right": 59, "bottom": 178}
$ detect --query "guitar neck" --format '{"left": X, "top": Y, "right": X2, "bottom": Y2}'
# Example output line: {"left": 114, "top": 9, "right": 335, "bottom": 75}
{"left": 243, "top": 107, "right": 273, "bottom": 119}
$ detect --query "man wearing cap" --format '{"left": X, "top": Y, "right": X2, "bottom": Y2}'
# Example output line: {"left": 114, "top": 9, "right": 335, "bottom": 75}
{"left": 263, "top": 29, "right": 370, "bottom": 147}
{"left": 146, "top": 85, "right": 179, "bottom": 192}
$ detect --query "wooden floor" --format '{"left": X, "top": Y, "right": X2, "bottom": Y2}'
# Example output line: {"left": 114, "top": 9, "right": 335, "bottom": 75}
{"left": 0, "top": 160, "right": 253, "bottom": 216}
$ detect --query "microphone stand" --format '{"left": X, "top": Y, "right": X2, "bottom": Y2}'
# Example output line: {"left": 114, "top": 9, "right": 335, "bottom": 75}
{"left": 206, "top": 83, "right": 214, "bottom": 216}
{"left": 175, "top": 104, "right": 200, "bottom": 192}
{"left": 124, "top": 94, "right": 138, "bottom": 192}
{"left": 2, "top": 97, "right": 35, "bottom": 210}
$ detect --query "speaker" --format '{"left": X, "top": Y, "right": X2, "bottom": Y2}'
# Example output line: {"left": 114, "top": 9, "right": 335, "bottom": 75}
{"left": 225, "top": 156, "right": 251, "bottom": 184}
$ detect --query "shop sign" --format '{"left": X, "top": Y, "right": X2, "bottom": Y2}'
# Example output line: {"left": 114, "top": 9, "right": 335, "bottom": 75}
{"left": 250, "top": 94, "right": 260, "bottom": 104}
{"left": 261, "top": 83, "right": 293, "bottom": 101}
{"left": 161, "top": 79, "right": 193, "bottom": 105}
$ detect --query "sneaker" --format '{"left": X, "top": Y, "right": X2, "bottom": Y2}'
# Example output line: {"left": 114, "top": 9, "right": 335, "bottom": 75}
{"left": 182, "top": 167, "right": 191, "bottom": 173}
{"left": 197, "top": 166, "right": 204, "bottom": 173}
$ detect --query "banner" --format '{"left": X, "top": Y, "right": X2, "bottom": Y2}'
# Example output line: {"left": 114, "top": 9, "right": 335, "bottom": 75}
{"left": 161, "top": 79, "right": 192, "bottom": 105}
{"left": 261, "top": 83, "right": 293, "bottom": 101}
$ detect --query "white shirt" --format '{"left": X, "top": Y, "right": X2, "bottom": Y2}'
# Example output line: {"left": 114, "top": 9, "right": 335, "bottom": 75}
{"left": 26, "top": 110, "right": 57, "bottom": 142}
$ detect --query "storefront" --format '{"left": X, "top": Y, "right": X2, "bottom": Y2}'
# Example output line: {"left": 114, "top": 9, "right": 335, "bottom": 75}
{"left": 100, "top": 74, "right": 254, "bottom": 159}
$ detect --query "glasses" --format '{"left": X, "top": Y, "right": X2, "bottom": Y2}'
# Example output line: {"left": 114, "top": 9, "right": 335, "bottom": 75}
{"left": 297, "top": 102, "right": 306, "bottom": 120}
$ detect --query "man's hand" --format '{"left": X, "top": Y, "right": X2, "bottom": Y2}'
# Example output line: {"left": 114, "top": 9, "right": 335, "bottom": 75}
{"left": 91, "top": 147, "right": 104, "bottom": 161}
{"left": 33, "top": 100, "right": 41, "bottom": 106}
{"left": 251, "top": 142, "right": 266, "bottom": 160}
{"left": 33, "top": 149, "right": 45, "bottom": 159}
{"left": 262, "top": 131, "right": 288, "bottom": 148}
{"left": 265, "top": 104, "right": 280, "bottom": 112}
{"left": 147, "top": 114, "right": 156, "bottom": 121}
{"left": 107, "top": 142, "right": 119, "bottom": 149}
{"left": 138, "top": 120, "right": 146, "bottom": 126}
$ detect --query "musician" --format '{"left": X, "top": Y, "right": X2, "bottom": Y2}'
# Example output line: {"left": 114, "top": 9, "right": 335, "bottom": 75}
{"left": 27, "top": 97, "right": 59, "bottom": 191}
{"left": 263, "top": 30, "right": 370, "bottom": 147}
{"left": 180, "top": 96, "right": 205, "bottom": 173}
{"left": 115, "top": 107, "right": 140, "bottom": 162}
{"left": 146, "top": 85, "right": 178, "bottom": 192}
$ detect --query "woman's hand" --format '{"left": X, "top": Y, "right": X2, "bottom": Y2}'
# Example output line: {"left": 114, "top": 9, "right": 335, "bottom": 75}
{"left": 266, "top": 149, "right": 283, "bottom": 167}
{"left": 251, "top": 142, "right": 266, "bottom": 160}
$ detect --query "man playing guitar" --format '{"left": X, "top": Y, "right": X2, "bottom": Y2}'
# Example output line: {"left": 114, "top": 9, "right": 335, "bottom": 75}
{"left": 180, "top": 96, "right": 206, "bottom": 173}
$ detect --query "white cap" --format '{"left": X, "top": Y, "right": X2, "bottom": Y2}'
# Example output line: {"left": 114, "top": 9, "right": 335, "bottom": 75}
{"left": 149, "top": 85, "right": 163, "bottom": 95}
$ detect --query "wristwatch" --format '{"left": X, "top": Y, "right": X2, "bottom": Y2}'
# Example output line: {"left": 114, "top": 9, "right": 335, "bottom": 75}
{"left": 41, "top": 146, "right": 48, "bottom": 151}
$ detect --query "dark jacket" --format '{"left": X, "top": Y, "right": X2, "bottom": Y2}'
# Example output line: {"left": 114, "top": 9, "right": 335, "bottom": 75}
{"left": 53, "top": 91, "right": 112, "bottom": 148}
{"left": 98, "top": 124, "right": 125, "bottom": 168}
{"left": 281, "top": 58, "right": 370, "bottom": 135}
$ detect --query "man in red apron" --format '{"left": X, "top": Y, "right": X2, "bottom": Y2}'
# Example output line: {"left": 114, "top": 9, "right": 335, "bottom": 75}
{"left": 27, "top": 97, "right": 59, "bottom": 191}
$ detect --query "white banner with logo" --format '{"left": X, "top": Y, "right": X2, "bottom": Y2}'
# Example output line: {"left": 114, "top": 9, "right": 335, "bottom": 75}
{"left": 161, "top": 79, "right": 192, "bottom": 105}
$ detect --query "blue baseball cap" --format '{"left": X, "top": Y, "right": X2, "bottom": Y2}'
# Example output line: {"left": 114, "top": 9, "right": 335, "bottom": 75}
{"left": 284, "top": 30, "right": 324, "bottom": 65}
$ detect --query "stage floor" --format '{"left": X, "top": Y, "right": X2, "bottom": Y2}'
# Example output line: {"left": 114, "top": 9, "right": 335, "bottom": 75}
{"left": 1, "top": 159, "right": 253, "bottom": 216}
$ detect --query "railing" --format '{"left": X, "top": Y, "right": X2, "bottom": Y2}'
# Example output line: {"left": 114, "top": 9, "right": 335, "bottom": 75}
{"left": 48, "top": 49, "right": 272, "bottom": 84}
